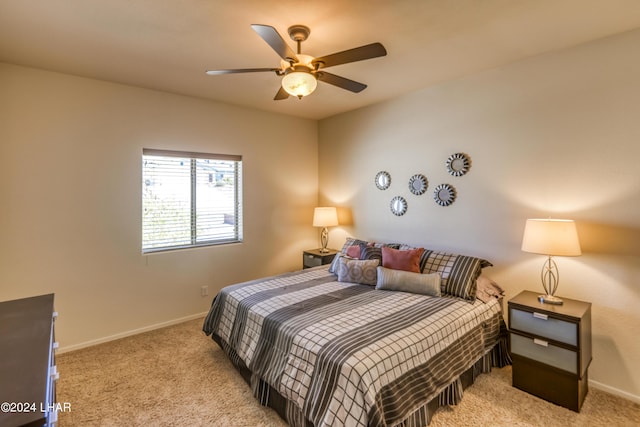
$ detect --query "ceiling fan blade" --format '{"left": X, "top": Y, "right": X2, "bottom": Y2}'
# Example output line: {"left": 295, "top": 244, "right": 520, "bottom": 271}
{"left": 274, "top": 86, "right": 290, "bottom": 100}
{"left": 316, "top": 72, "right": 367, "bottom": 93}
{"left": 205, "top": 68, "right": 279, "bottom": 75}
{"left": 312, "top": 42, "right": 387, "bottom": 68}
{"left": 251, "top": 24, "right": 298, "bottom": 62}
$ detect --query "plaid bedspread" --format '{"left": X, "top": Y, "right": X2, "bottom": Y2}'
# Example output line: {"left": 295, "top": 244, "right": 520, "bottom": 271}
{"left": 203, "top": 267, "right": 503, "bottom": 427}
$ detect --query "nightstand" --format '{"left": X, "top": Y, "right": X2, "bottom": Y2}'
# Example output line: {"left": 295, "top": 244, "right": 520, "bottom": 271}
{"left": 303, "top": 248, "right": 338, "bottom": 269}
{"left": 508, "top": 290, "right": 592, "bottom": 412}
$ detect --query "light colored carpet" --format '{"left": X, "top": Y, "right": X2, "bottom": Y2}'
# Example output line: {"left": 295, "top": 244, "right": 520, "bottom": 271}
{"left": 56, "top": 318, "right": 640, "bottom": 426}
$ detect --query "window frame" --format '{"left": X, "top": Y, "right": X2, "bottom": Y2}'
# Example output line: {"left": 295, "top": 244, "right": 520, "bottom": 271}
{"left": 141, "top": 148, "right": 243, "bottom": 254}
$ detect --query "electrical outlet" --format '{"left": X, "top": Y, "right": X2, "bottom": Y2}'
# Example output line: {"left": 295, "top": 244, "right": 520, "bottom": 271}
{"left": 201, "top": 285, "right": 209, "bottom": 297}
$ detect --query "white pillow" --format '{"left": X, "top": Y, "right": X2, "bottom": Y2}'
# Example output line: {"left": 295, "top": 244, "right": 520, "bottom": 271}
{"left": 375, "top": 266, "right": 441, "bottom": 296}
{"left": 475, "top": 275, "right": 504, "bottom": 303}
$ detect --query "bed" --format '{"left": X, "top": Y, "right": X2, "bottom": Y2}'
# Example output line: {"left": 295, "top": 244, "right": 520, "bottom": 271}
{"left": 203, "top": 240, "right": 510, "bottom": 427}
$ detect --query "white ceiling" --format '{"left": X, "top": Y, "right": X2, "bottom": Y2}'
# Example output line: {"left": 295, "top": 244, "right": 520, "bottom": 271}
{"left": 2, "top": 0, "right": 640, "bottom": 120}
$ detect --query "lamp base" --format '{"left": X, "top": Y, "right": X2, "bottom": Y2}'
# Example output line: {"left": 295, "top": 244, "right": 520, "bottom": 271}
{"left": 319, "top": 227, "right": 329, "bottom": 254}
{"left": 538, "top": 294, "right": 564, "bottom": 305}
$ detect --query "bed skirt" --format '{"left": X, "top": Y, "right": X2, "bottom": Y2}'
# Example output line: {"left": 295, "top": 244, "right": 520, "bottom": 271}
{"left": 211, "top": 318, "right": 511, "bottom": 427}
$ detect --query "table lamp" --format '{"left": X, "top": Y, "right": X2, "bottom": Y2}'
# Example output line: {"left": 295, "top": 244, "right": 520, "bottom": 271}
{"left": 521, "top": 218, "right": 582, "bottom": 305}
{"left": 313, "top": 207, "right": 338, "bottom": 253}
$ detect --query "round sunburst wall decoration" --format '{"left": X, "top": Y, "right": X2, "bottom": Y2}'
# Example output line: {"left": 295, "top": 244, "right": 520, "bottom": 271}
{"left": 434, "top": 184, "right": 456, "bottom": 206}
{"left": 390, "top": 196, "right": 408, "bottom": 216}
{"left": 446, "top": 153, "right": 471, "bottom": 177}
{"left": 375, "top": 171, "right": 391, "bottom": 190}
{"left": 408, "top": 174, "right": 428, "bottom": 195}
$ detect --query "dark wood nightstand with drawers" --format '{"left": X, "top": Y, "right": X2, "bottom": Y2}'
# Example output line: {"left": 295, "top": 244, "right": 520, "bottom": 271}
{"left": 303, "top": 248, "right": 338, "bottom": 269}
{"left": 508, "top": 290, "right": 592, "bottom": 412}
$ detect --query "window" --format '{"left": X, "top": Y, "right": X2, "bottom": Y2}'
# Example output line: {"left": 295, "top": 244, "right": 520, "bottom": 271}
{"left": 142, "top": 149, "right": 242, "bottom": 253}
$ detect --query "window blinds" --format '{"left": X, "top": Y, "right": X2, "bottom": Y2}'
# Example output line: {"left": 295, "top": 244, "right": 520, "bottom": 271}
{"left": 142, "top": 149, "right": 242, "bottom": 253}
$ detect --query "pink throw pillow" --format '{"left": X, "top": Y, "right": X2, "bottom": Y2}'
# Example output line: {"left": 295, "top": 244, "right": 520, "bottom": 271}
{"left": 381, "top": 246, "right": 424, "bottom": 273}
{"left": 345, "top": 245, "right": 361, "bottom": 259}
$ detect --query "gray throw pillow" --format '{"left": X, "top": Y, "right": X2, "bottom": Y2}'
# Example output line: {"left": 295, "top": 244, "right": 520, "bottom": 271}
{"left": 375, "top": 266, "right": 441, "bottom": 297}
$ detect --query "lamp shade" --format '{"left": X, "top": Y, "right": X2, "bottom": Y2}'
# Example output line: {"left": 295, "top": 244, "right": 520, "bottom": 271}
{"left": 313, "top": 207, "right": 338, "bottom": 227}
{"left": 521, "top": 219, "right": 581, "bottom": 256}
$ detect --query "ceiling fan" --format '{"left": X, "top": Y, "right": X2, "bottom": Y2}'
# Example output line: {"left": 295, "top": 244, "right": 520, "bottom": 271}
{"left": 206, "top": 24, "right": 387, "bottom": 100}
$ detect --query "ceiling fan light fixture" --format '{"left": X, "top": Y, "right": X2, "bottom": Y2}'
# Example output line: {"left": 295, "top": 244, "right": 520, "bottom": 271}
{"left": 282, "top": 69, "right": 317, "bottom": 99}
{"left": 206, "top": 24, "right": 387, "bottom": 101}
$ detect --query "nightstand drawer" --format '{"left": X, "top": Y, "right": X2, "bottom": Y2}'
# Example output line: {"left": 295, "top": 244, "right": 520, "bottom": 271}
{"left": 510, "top": 307, "right": 577, "bottom": 346}
{"left": 303, "top": 253, "right": 322, "bottom": 268}
{"left": 511, "top": 333, "right": 578, "bottom": 374}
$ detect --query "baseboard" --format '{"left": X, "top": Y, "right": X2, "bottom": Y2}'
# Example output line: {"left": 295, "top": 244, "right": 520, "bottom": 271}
{"left": 57, "top": 311, "right": 208, "bottom": 354}
{"left": 590, "top": 379, "right": 640, "bottom": 404}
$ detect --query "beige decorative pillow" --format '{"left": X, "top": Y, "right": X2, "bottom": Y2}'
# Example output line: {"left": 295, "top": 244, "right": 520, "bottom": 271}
{"left": 337, "top": 257, "right": 380, "bottom": 286}
{"left": 375, "top": 266, "right": 441, "bottom": 297}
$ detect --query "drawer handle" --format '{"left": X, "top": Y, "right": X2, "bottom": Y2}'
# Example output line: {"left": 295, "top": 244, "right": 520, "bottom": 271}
{"left": 533, "top": 338, "right": 549, "bottom": 347}
{"left": 533, "top": 312, "right": 548, "bottom": 320}
{"left": 50, "top": 365, "right": 60, "bottom": 381}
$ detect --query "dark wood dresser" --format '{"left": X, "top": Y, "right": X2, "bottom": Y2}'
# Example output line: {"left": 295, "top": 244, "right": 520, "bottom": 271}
{"left": 508, "top": 290, "right": 592, "bottom": 412}
{"left": 0, "top": 294, "right": 58, "bottom": 427}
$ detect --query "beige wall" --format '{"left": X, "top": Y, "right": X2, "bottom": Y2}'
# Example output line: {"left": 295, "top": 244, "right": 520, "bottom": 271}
{"left": 318, "top": 30, "right": 640, "bottom": 401}
{"left": 0, "top": 63, "right": 319, "bottom": 350}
